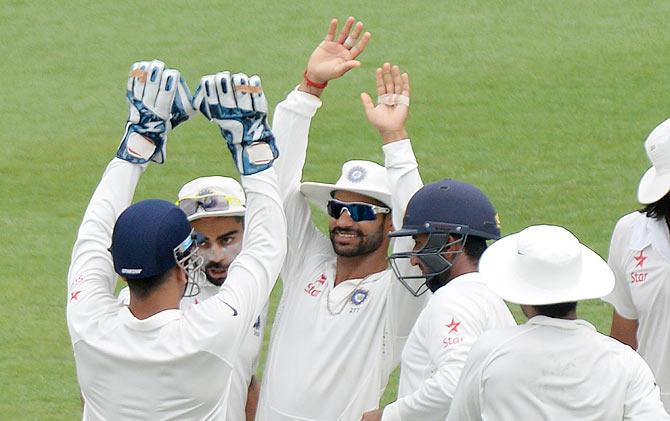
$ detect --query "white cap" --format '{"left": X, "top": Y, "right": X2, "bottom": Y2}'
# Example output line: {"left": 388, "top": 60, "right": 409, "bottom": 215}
{"left": 177, "top": 176, "right": 246, "bottom": 221}
{"left": 300, "top": 160, "right": 392, "bottom": 214}
{"left": 479, "top": 225, "right": 614, "bottom": 305}
{"left": 638, "top": 118, "right": 670, "bottom": 204}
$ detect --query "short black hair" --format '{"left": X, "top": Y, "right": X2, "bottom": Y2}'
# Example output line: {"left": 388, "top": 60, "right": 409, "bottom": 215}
{"left": 462, "top": 235, "right": 487, "bottom": 262}
{"left": 534, "top": 302, "right": 577, "bottom": 318}
{"left": 640, "top": 193, "right": 670, "bottom": 220}
{"left": 125, "top": 267, "right": 173, "bottom": 299}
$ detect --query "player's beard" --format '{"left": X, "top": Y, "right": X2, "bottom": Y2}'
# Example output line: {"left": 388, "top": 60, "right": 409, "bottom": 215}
{"left": 204, "top": 261, "right": 229, "bottom": 286}
{"left": 329, "top": 225, "right": 385, "bottom": 257}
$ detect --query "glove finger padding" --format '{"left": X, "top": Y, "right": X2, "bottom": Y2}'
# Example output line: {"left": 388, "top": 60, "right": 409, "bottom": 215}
{"left": 249, "top": 75, "right": 267, "bottom": 114}
{"left": 170, "top": 77, "right": 197, "bottom": 129}
{"left": 216, "top": 72, "right": 237, "bottom": 110}
{"left": 117, "top": 59, "right": 181, "bottom": 165}
{"left": 196, "top": 71, "right": 278, "bottom": 175}
{"left": 153, "top": 68, "right": 178, "bottom": 121}
{"left": 143, "top": 60, "right": 167, "bottom": 118}
{"left": 232, "top": 73, "right": 253, "bottom": 112}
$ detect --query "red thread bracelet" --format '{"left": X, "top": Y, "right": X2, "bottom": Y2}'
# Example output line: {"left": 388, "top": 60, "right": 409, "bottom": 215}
{"left": 303, "top": 70, "right": 328, "bottom": 89}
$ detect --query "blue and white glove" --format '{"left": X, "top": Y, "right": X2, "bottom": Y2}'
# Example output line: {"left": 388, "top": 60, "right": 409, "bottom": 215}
{"left": 194, "top": 72, "right": 278, "bottom": 175}
{"left": 117, "top": 60, "right": 196, "bottom": 164}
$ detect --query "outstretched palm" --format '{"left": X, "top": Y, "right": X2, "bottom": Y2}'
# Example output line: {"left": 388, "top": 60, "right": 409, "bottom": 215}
{"left": 305, "top": 17, "right": 371, "bottom": 84}
{"left": 361, "top": 63, "right": 411, "bottom": 137}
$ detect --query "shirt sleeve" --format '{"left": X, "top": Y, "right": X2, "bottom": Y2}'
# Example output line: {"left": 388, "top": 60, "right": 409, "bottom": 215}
{"left": 624, "top": 350, "right": 670, "bottom": 419}
{"left": 186, "top": 168, "right": 287, "bottom": 359}
{"left": 271, "top": 88, "right": 332, "bottom": 285}
{"left": 444, "top": 331, "right": 494, "bottom": 421}
{"left": 383, "top": 139, "right": 429, "bottom": 372}
{"left": 384, "top": 292, "right": 486, "bottom": 421}
{"left": 66, "top": 158, "right": 145, "bottom": 343}
{"left": 603, "top": 217, "right": 638, "bottom": 319}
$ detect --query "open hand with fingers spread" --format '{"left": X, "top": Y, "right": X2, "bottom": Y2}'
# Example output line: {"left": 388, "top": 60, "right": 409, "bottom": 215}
{"left": 360, "top": 63, "right": 410, "bottom": 144}
{"left": 301, "top": 16, "right": 371, "bottom": 96}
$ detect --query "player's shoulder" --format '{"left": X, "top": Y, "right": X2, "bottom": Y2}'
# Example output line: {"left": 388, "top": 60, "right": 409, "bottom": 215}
{"left": 614, "top": 211, "right": 646, "bottom": 234}
{"left": 465, "top": 323, "right": 525, "bottom": 362}
{"left": 431, "top": 273, "right": 498, "bottom": 306}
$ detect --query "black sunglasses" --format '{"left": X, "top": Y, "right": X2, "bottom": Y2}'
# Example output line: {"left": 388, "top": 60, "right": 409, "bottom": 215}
{"left": 326, "top": 199, "right": 390, "bottom": 222}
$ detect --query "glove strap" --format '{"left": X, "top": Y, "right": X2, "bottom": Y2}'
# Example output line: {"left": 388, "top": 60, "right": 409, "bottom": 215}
{"left": 303, "top": 70, "right": 328, "bottom": 89}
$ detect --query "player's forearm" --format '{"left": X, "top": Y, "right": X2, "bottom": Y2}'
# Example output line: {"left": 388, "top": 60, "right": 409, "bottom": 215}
{"left": 226, "top": 168, "right": 287, "bottom": 316}
{"left": 68, "top": 159, "right": 143, "bottom": 292}
{"left": 271, "top": 89, "right": 321, "bottom": 196}
{"left": 383, "top": 377, "right": 455, "bottom": 421}
{"left": 383, "top": 139, "right": 422, "bottom": 230}
{"left": 245, "top": 376, "right": 260, "bottom": 421}
{"left": 67, "top": 159, "right": 143, "bottom": 337}
{"left": 384, "top": 139, "right": 426, "bottom": 336}
{"left": 610, "top": 310, "right": 638, "bottom": 349}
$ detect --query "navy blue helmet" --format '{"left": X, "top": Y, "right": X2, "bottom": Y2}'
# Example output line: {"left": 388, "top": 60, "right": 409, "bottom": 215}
{"left": 388, "top": 179, "right": 500, "bottom": 296}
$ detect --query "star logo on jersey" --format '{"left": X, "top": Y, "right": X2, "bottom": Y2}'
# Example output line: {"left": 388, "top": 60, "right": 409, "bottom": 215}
{"left": 70, "top": 290, "right": 82, "bottom": 301}
{"left": 317, "top": 273, "right": 327, "bottom": 285}
{"left": 634, "top": 250, "right": 647, "bottom": 268}
{"left": 446, "top": 317, "right": 461, "bottom": 334}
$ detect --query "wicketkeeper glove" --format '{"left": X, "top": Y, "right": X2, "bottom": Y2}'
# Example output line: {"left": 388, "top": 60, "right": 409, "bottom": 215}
{"left": 194, "top": 71, "right": 278, "bottom": 175}
{"left": 117, "top": 60, "right": 197, "bottom": 164}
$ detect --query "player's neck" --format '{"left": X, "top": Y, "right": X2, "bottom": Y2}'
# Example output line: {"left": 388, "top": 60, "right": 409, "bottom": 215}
{"left": 128, "top": 283, "right": 182, "bottom": 320}
{"left": 447, "top": 254, "right": 478, "bottom": 280}
{"left": 334, "top": 252, "right": 388, "bottom": 286}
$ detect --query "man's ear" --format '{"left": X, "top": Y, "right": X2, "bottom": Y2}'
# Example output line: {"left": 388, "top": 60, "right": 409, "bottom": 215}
{"left": 174, "top": 265, "right": 187, "bottom": 285}
{"left": 383, "top": 213, "right": 394, "bottom": 232}
{"left": 446, "top": 234, "right": 465, "bottom": 252}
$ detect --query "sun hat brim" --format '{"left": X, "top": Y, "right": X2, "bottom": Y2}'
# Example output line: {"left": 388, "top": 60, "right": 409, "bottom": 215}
{"left": 300, "top": 182, "right": 392, "bottom": 215}
{"left": 479, "top": 232, "right": 614, "bottom": 305}
{"left": 638, "top": 166, "right": 670, "bottom": 204}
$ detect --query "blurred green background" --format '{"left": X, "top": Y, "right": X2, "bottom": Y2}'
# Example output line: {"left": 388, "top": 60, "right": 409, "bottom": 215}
{"left": 1, "top": 0, "right": 668, "bottom": 418}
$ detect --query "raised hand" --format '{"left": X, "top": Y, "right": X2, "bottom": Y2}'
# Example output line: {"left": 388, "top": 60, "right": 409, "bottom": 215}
{"left": 195, "top": 71, "right": 278, "bottom": 175}
{"left": 303, "top": 17, "right": 371, "bottom": 89}
{"left": 360, "top": 63, "right": 410, "bottom": 143}
{"left": 117, "top": 60, "right": 195, "bottom": 164}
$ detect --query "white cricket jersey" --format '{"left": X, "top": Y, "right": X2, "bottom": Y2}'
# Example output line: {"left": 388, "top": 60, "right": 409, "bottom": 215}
{"left": 381, "top": 272, "right": 515, "bottom": 421}
{"left": 66, "top": 158, "right": 286, "bottom": 421}
{"left": 446, "top": 316, "right": 670, "bottom": 421}
{"left": 603, "top": 211, "right": 670, "bottom": 411}
{"left": 117, "top": 282, "right": 268, "bottom": 421}
{"left": 256, "top": 89, "right": 427, "bottom": 421}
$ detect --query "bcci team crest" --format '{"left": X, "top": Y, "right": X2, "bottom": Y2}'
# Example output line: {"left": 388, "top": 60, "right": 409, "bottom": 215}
{"left": 351, "top": 288, "right": 369, "bottom": 305}
{"left": 347, "top": 166, "right": 367, "bottom": 183}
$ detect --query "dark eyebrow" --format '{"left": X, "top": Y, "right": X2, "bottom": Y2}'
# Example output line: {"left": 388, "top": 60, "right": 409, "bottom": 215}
{"left": 216, "top": 229, "right": 240, "bottom": 242}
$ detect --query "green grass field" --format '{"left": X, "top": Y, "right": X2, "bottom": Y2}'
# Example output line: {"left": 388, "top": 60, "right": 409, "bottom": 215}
{"left": 2, "top": 0, "right": 670, "bottom": 418}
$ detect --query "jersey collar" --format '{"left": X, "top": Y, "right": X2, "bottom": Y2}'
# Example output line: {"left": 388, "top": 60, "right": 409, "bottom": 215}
{"left": 630, "top": 214, "right": 670, "bottom": 261}
{"left": 527, "top": 315, "right": 596, "bottom": 331}
{"left": 120, "top": 307, "right": 183, "bottom": 331}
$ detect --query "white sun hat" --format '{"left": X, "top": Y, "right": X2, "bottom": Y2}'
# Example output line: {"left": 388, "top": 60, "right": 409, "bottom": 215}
{"left": 177, "top": 176, "right": 246, "bottom": 221}
{"left": 300, "top": 160, "right": 392, "bottom": 214}
{"left": 478, "top": 225, "right": 614, "bottom": 305}
{"left": 638, "top": 117, "right": 670, "bottom": 204}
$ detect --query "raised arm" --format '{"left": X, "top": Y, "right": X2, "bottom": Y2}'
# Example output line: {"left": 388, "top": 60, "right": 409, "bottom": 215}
{"left": 363, "top": 62, "right": 426, "bottom": 339}
{"left": 190, "top": 71, "right": 286, "bottom": 340}
{"left": 67, "top": 60, "right": 194, "bottom": 341}
{"left": 271, "top": 17, "right": 371, "bottom": 278}
{"left": 360, "top": 63, "right": 427, "bottom": 421}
